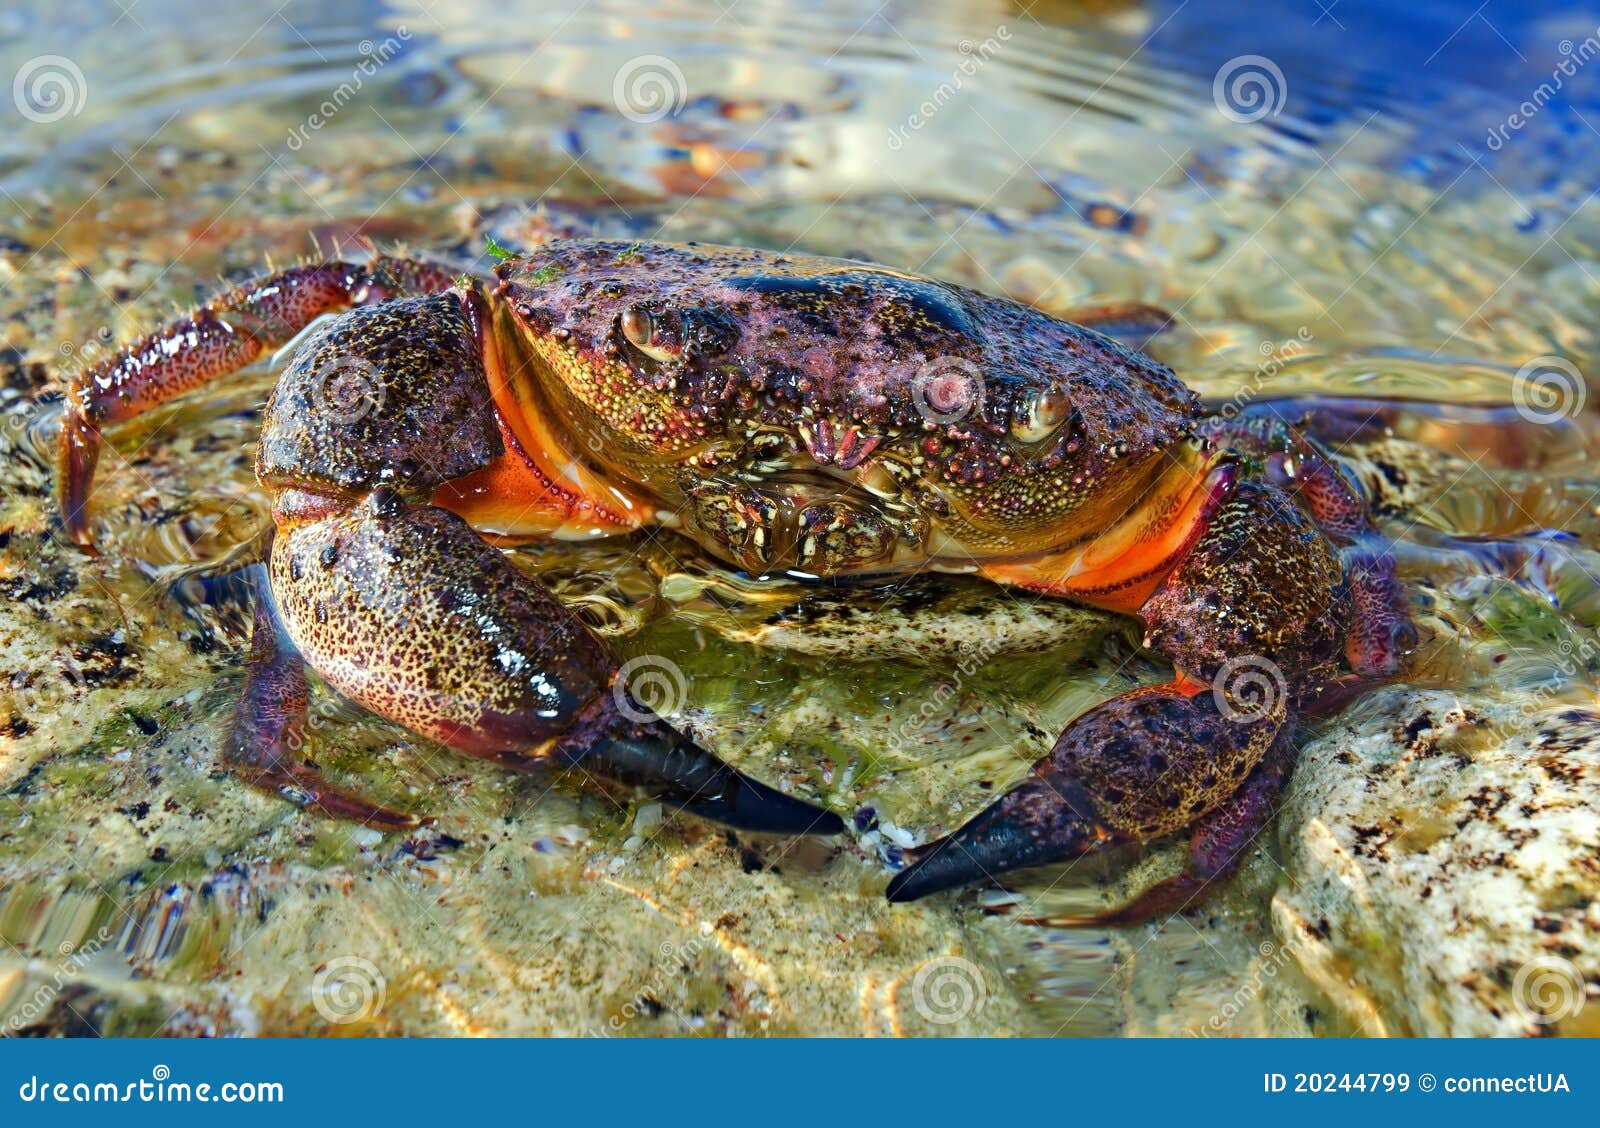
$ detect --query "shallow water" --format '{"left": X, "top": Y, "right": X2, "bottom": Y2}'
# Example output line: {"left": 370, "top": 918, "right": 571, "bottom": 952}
{"left": 2, "top": 0, "right": 1600, "bottom": 1036}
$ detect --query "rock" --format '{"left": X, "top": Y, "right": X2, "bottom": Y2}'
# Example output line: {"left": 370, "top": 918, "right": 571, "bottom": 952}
{"left": 1274, "top": 688, "right": 1600, "bottom": 1036}
{"left": 676, "top": 572, "right": 1120, "bottom": 664}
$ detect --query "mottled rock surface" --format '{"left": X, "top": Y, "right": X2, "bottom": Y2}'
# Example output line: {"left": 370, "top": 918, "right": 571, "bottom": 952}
{"left": 1275, "top": 689, "right": 1600, "bottom": 1036}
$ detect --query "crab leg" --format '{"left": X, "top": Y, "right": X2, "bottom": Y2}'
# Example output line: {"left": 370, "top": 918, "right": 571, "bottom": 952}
{"left": 1227, "top": 394, "right": 1596, "bottom": 471}
{"left": 1196, "top": 414, "right": 1418, "bottom": 676}
{"left": 59, "top": 254, "right": 456, "bottom": 548}
{"left": 263, "top": 487, "right": 842, "bottom": 836}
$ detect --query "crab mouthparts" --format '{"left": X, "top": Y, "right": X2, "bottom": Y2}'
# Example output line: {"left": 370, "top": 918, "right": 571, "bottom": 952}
{"left": 797, "top": 417, "right": 884, "bottom": 470}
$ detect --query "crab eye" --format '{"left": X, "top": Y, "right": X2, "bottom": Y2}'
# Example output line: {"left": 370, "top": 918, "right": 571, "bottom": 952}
{"left": 619, "top": 305, "right": 679, "bottom": 364}
{"left": 1011, "top": 389, "right": 1071, "bottom": 444}
{"left": 620, "top": 305, "right": 654, "bottom": 348}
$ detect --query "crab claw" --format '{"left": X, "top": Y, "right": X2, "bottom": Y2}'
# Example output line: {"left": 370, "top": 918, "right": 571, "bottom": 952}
{"left": 567, "top": 712, "right": 845, "bottom": 836}
{"left": 886, "top": 775, "right": 1109, "bottom": 902}
{"left": 888, "top": 676, "right": 1290, "bottom": 911}
{"left": 267, "top": 493, "right": 843, "bottom": 839}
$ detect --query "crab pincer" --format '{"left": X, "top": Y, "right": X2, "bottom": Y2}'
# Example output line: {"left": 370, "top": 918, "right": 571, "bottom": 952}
{"left": 259, "top": 489, "right": 841, "bottom": 834}
{"left": 891, "top": 477, "right": 1359, "bottom": 919}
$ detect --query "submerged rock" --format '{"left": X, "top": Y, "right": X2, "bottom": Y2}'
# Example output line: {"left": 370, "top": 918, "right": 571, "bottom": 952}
{"left": 688, "top": 574, "right": 1119, "bottom": 664}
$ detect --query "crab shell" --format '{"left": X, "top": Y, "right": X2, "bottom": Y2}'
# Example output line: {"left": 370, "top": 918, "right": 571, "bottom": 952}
{"left": 455, "top": 241, "right": 1213, "bottom": 578}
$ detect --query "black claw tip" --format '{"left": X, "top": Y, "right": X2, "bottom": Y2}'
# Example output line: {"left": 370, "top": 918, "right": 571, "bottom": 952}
{"left": 884, "top": 859, "right": 945, "bottom": 903}
{"left": 886, "top": 777, "right": 1107, "bottom": 903}
{"left": 573, "top": 729, "right": 843, "bottom": 837}
{"left": 885, "top": 826, "right": 1025, "bottom": 903}
{"left": 674, "top": 772, "right": 846, "bottom": 836}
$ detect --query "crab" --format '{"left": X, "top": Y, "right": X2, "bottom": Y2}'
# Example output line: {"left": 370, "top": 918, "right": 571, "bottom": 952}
{"left": 56, "top": 237, "right": 1415, "bottom": 925}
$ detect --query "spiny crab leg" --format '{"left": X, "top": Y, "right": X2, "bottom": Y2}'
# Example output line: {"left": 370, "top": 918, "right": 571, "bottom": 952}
{"left": 59, "top": 254, "right": 456, "bottom": 549}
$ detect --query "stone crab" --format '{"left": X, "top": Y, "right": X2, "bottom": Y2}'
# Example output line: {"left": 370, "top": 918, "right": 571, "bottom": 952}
{"left": 57, "top": 237, "right": 1415, "bottom": 924}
